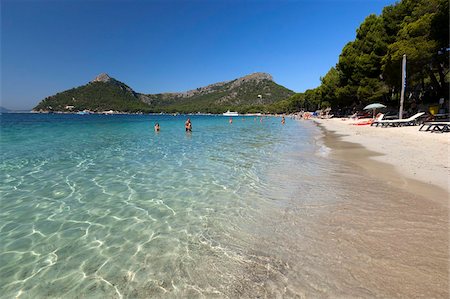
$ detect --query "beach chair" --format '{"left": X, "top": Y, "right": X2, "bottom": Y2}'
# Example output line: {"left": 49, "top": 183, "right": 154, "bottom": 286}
{"left": 419, "top": 121, "right": 450, "bottom": 133}
{"left": 371, "top": 112, "right": 425, "bottom": 127}
{"left": 354, "top": 113, "right": 384, "bottom": 126}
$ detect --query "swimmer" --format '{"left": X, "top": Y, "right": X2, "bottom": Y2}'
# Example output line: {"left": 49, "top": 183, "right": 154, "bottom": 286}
{"left": 229, "top": 117, "right": 233, "bottom": 124}
{"left": 185, "top": 118, "right": 192, "bottom": 132}
{"left": 281, "top": 116, "right": 285, "bottom": 125}
{"left": 154, "top": 123, "right": 160, "bottom": 132}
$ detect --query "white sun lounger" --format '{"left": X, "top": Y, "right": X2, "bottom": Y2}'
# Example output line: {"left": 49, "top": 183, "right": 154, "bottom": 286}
{"left": 371, "top": 112, "right": 425, "bottom": 127}
{"left": 419, "top": 121, "right": 450, "bottom": 133}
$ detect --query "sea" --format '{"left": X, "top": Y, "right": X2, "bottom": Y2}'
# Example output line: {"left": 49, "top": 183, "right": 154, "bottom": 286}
{"left": 0, "top": 113, "right": 448, "bottom": 298}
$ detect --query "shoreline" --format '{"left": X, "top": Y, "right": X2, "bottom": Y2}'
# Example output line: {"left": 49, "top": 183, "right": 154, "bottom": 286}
{"left": 1, "top": 114, "right": 448, "bottom": 297}
{"left": 314, "top": 118, "right": 449, "bottom": 205}
{"left": 302, "top": 118, "right": 449, "bottom": 297}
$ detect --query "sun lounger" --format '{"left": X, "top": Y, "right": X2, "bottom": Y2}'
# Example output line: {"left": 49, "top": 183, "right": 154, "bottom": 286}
{"left": 419, "top": 121, "right": 450, "bottom": 133}
{"left": 354, "top": 113, "right": 384, "bottom": 126}
{"left": 371, "top": 112, "right": 425, "bottom": 127}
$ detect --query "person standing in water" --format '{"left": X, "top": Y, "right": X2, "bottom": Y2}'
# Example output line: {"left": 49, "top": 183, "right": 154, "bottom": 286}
{"left": 281, "top": 116, "right": 285, "bottom": 125}
{"left": 185, "top": 118, "right": 192, "bottom": 132}
{"left": 154, "top": 123, "right": 160, "bottom": 132}
{"left": 229, "top": 117, "right": 233, "bottom": 124}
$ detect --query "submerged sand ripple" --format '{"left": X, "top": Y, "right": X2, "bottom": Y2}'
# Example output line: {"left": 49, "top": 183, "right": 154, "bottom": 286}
{"left": 1, "top": 116, "right": 447, "bottom": 298}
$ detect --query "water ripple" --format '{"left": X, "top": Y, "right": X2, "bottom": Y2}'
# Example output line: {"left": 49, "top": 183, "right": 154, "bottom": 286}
{"left": 2, "top": 114, "right": 446, "bottom": 298}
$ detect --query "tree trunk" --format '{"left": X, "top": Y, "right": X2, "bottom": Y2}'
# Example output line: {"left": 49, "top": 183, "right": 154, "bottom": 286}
{"left": 428, "top": 66, "right": 442, "bottom": 95}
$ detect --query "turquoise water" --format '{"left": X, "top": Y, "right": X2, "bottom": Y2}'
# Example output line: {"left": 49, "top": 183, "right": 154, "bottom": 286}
{"left": 1, "top": 114, "right": 331, "bottom": 297}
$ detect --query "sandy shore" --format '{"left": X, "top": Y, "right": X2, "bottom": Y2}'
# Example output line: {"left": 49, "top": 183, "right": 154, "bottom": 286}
{"left": 314, "top": 118, "right": 449, "bottom": 204}
{"left": 292, "top": 117, "right": 449, "bottom": 297}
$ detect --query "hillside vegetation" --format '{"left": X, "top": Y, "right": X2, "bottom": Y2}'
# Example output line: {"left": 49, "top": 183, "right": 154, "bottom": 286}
{"left": 140, "top": 73, "right": 294, "bottom": 114}
{"left": 278, "top": 0, "right": 448, "bottom": 115}
{"left": 34, "top": 0, "right": 447, "bottom": 115}
{"left": 34, "top": 73, "right": 294, "bottom": 114}
{"left": 34, "top": 81, "right": 151, "bottom": 113}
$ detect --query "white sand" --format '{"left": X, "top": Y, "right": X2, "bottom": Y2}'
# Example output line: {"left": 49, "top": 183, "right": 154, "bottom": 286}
{"left": 314, "top": 118, "right": 449, "bottom": 196}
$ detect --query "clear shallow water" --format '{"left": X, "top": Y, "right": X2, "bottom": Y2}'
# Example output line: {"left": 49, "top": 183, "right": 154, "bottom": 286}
{"left": 1, "top": 114, "right": 448, "bottom": 298}
{"left": 0, "top": 114, "right": 329, "bottom": 298}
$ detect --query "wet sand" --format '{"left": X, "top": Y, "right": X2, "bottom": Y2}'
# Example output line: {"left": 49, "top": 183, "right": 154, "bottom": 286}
{"left": 292, "top": 122, "right": 449, "bottom": 297}
{"left": 189, "top": 122, "right": 449, "bottom": 298}
{"left": 320, "top": 127, "right": 448, "bottom": 206}
{"left": 314, "top": 118, "right": 449, "bottom": 199}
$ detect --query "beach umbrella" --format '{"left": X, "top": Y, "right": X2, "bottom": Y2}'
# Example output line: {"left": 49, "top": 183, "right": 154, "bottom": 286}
{"left": 364, "top": 103, "right": 386, "bottom": 118}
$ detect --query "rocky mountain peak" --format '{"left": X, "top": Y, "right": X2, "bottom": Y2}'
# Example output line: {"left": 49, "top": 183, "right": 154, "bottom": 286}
{"left": 34, "top": 71, "right": 294, "bottom": 113}
{"left": 91, "top": 73, "right": 112, "bottom": 83}
{"left": 242, "top": 72, "right": 273, "bottom": 81}
{"left": 230, "top": 72, "right": 273, "bottom": 89}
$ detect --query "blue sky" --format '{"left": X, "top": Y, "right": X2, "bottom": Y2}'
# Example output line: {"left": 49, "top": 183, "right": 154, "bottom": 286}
{"left": 1, "top": 0, "right": 396, "bottom": 110}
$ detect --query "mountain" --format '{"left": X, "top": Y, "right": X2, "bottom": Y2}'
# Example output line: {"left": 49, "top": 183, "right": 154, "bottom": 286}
{"left": 33, "top": 73, "right": 149, "bottom": 113}
{"left": 0, "top": 106, "right": 11, "bottom": 113}
{"left": 139, "top": 72, "right": 295, "bottom": 113}
{"left": 33, "top": 73, "right": 294, "bottom": 113}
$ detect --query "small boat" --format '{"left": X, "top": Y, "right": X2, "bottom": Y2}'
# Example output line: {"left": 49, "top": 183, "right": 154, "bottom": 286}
{"left": 223, "top": 110, "right": 238, "bottom": 116}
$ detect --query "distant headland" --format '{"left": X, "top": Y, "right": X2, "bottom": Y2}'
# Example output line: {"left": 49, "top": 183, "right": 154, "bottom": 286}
{"left": 32, "top": 73, "right": 294, "bottom": 114}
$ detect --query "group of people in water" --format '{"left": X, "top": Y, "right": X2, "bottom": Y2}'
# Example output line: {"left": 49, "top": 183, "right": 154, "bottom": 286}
{"left": 154, "top": 116, "right": 285, "bottom": 132}
{"left": 154, "top": 118, "right": 192, "bottom": 132}
{"left": 155, "top": 118, "right": 192, "bottom": 132}
{"left": 185, "top": 118, "right": 192, "bottom": 131}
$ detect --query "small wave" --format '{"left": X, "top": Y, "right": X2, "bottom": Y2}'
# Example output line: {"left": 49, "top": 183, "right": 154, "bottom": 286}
{"left": 316, "top": 144, "right": 331, "bottom": 157}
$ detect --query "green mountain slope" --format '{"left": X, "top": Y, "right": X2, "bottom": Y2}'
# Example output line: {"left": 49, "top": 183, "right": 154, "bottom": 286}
{"left": 139, "top": 73, "right": 294, "bottom": 113}
{"left": 33, "top": 73, "right": 151, "bottom": 113}
{"left": 33, "top": 72, "right": 294, "bottom": 113}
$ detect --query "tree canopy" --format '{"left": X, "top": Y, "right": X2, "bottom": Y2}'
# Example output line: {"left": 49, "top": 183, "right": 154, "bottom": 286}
{"left": 34, "top": 0, "right": 448, "bottom": 115}
{"left": 280, "top": 0, "right": 448, "bottom": 115}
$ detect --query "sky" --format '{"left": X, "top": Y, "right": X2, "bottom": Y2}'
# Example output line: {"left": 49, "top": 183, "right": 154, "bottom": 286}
{"left": 1, "top": 0, "right": 396, "bottom": 110}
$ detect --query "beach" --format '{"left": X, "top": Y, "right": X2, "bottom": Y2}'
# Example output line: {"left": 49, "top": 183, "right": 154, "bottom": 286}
{"left": 302, "top": 117, "right": 449, "bottom": 297}
{"left": 314, "top": 118, "right": 449, "bottom": 203}
{"left": 1, "top": 113, "right": 449, "bottom": 298}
